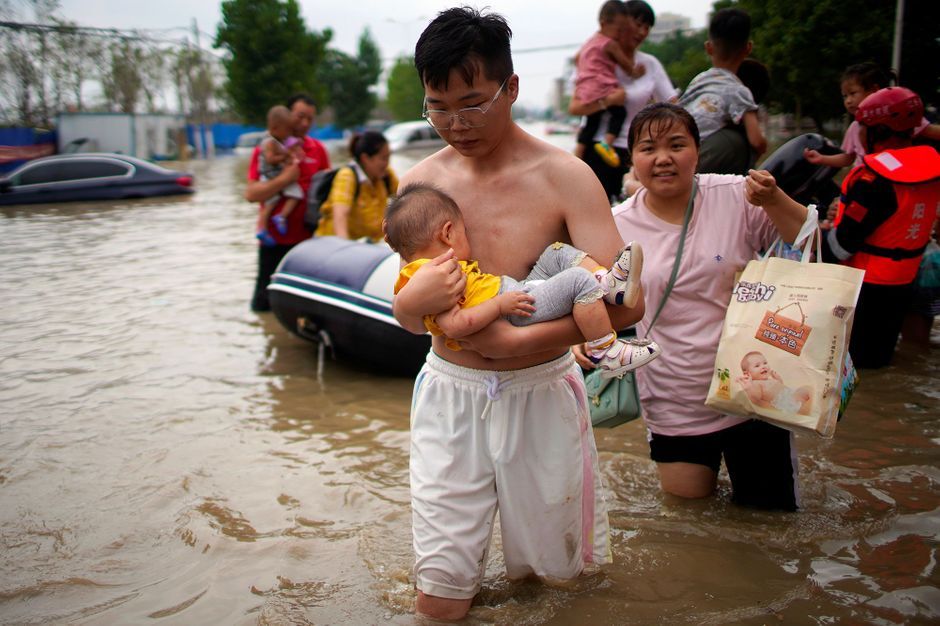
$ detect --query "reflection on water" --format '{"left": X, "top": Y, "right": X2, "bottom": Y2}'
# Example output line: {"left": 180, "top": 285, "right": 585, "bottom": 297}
{"left": 0, "top": 125, "right": 938, "bottom": 624}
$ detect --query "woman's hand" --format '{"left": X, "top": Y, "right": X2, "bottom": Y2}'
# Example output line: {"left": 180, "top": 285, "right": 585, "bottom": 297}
{"left": 455, "top": 318, "right": 521, "bottom": 358}
{"left": 744, "top": 169, "right": 780, "bottom": 206}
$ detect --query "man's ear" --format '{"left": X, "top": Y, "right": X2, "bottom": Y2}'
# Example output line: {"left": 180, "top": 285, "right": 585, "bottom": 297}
{"left": 507, "top": 74, "right": 520, "bottom": 104}
{"left": 745, "top": 40, "right": 753, "bottom": 56}
{"left": 704, "top": 40, "right": 713, "bottom": 57}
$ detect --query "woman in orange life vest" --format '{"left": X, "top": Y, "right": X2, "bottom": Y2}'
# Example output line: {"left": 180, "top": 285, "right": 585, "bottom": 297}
{"left": 821, "top": 87, "right": 940, "bottom": 368}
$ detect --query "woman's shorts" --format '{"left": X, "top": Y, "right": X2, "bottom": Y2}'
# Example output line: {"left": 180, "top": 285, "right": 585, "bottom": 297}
{"left": 648, "top": 419, "right": 799, "bottom": 511}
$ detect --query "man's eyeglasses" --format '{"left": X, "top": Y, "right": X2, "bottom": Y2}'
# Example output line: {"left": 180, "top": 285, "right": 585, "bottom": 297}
{"left": 422, "top": 79, "right": 508, "bottom": 130}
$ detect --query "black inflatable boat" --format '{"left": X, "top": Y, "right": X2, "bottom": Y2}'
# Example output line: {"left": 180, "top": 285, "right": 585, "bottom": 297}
{"left": 268, "top": 236, "right": 430, "bottom": 376}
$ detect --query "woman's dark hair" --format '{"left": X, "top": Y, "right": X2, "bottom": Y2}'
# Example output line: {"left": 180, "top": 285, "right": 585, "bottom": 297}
{"left": 349, "top": 130, "right": 388, "bottom": 163}
{"left": 627, "top": 103, "right": 701, "bottom": 155}
{"left": 414, "top": 6, "right": 513, "bottom": 90}
{"left": 841, "top": 62, "right": 893, "bottom": 92}
{"left": 624, "top": 0, "right": 655, "bottom": 27}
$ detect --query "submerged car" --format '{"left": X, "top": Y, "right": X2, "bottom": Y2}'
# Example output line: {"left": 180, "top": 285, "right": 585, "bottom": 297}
{"left": 0, "top": 153, "right": 194, "bottom": 205}
{"left": 384, "top": 120, "right": 446, "bottom": 153}
{"left": 234, "top": 131, "right": 266, "bottom": 156}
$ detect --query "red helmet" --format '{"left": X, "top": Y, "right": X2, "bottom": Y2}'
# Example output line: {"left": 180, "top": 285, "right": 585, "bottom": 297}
{"left": 855, "top": 87, "right": 924, "bottom": 131}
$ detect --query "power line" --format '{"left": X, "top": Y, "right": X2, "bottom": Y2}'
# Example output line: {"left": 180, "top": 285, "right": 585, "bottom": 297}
{"left": 0, "top": 19, "right": 220, "bottom": 54}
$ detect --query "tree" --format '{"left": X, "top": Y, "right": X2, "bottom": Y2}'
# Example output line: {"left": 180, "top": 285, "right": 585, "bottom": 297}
{"left": 735, "top": 0, "right": 895, "bottom": 128}
{"left": 101, "top": 39, "right": 144, "bottom": 113}
{"left": 318, "top": 28, "right": 382, "bottom": 129}
{"left": 51, "top": 22, "right": 102, "bottom": 112}
{"left": 214, "top": 0, "right": 331, "bottom": 125}
{"left": 385, "top": 56, "right": 425, "bottom": 122}
{"left": 640, "top": 29, "right": 709, "bottom": 92}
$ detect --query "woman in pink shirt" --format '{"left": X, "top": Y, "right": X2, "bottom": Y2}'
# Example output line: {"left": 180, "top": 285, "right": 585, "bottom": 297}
{"left": 581, "top": 102, "right": 809, "bottom": 510}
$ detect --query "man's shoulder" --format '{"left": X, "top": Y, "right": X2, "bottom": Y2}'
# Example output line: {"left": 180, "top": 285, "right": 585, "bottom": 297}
{"left": 399, "top": 146, "right": 456, "bottom": 185}
{"left": 303, "top": 136, "right": 326, "bottom": 151}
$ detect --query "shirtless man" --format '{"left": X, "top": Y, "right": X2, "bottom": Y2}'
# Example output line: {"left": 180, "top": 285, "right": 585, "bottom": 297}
{"left": 392, "top": 7, "right": 644, "bottom": 620}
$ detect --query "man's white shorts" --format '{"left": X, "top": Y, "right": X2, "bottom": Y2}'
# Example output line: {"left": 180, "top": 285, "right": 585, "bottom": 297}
{"left": 410, "top": 351, "right": 611, "bottom": 600}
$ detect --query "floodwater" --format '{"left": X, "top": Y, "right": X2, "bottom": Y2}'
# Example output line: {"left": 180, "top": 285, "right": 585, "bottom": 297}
{"left": 1, "top": 125, "right": 938, "bottom": 625}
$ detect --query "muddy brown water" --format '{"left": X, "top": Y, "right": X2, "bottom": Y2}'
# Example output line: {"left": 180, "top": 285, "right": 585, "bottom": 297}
{"left": 1, "top": 128, "right": 938, "bottom": 624}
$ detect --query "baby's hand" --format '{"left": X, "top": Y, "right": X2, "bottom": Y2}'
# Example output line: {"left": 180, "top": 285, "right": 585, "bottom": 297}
{"left": 745, "top": 169, "right": 780, "bottom": 207}
{"left": 630, "top": 63, "right": 646, "bottom": 79}
{"left": 736, "top": 373, "right": 752, "bottom": 388}
{"left": 498, "top": 291, "right": 535, "bottom": 317}
{"left": 771, "top": 369, "right": 782, "bottom": 382}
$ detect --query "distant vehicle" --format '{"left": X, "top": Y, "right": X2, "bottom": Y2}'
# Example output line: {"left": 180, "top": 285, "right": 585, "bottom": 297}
{"left": 384, "top": 120, "right": 446, "bottom": 153}
{"left": 234, "top": 131, "right": 266, "bottom": 156}
{"left": 0, "top": 153, "right": 194, "bottom": 206}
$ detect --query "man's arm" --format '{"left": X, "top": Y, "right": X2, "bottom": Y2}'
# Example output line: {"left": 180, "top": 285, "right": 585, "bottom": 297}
{"left": 245, "top": 159, "right": 300, "bottom": 202}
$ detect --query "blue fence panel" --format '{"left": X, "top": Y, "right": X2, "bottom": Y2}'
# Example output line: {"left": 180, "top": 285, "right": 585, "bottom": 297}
{"left": 0, "top": 127, "right": 57, "bottom": 173}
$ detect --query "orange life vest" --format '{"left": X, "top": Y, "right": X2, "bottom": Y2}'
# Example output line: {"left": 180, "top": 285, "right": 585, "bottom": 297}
{"left": 834, "top": 145, "right": 940, "bottom": 285}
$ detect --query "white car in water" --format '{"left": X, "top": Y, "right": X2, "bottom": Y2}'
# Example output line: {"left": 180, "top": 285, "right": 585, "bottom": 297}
{"left": 384, "top": 121, "right": 445, "bottom": 153}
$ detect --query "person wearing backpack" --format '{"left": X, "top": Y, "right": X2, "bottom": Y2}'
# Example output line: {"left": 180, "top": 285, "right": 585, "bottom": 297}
{"left": 245, "top": 94, "right": 332, "bottom": 312}
{"left": 314, "top": 131, "right": 398, "bottom": 241}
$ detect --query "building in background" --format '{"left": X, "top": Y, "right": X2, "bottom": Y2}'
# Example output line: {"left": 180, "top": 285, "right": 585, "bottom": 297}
{"left": 57, "top": 113, "right": 187, "bottom": 160}
{"left": 647, "top": 12, "right": 693, "bottom": 43}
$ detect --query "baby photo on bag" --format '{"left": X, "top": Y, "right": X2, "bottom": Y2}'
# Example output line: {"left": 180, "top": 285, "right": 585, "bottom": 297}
{"left": 705, "top": 231, "right": 864, "bottom": 438}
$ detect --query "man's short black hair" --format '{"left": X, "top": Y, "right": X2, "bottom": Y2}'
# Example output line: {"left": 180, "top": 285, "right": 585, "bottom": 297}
{"left": 624, "top": 0, "right": 655, "bottom": 27}
{"left": 414, "top": 6, "right": 513, "bottom": 90}
{"left": 286, "top": 93, "right": 317, "bottom": 109}
{"left": 709, "top": 8, "right": 751, "bottom": 60}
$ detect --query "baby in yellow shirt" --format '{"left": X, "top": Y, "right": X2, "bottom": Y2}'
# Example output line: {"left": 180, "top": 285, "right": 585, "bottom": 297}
{"left": 385, "top": 183, "right": 661, "bottom": 377}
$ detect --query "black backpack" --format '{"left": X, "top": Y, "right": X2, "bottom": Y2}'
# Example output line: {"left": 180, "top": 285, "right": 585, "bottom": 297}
{"left": 303, "top": 164, "right": 392, "bottom": 232}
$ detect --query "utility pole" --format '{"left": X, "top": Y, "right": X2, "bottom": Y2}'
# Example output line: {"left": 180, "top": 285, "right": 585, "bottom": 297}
{"left": 192, "top": 17, "right": 214, "bottom": 159}
{"left": 891, "top": 0, "right": 904, "bottom": 82}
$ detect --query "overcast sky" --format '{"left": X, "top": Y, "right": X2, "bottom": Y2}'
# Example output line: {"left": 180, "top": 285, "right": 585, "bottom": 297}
{"left": 55, "top": 0, "right": 714, "bottom": 110}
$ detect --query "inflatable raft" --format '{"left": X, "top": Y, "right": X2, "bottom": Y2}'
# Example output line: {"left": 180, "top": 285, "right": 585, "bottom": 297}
{"left": 268, "top": 236, "right": 430, "bottom": 376}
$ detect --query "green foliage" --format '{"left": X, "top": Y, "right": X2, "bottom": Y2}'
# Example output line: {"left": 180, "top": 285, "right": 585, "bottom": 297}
{"left": 735, "top": 0, "right": 895, "bottom": 126}
{"left": 641, "top": 29, "right": 710, "bottom": 92}
{"left": 385, "top": 56, "right": 425, "bottom": 122}
{"left": 318, "top": 28, "right": 382, "bottom": 129}
{"left": 214, "top": 0, "right": 331, "bottom": 125}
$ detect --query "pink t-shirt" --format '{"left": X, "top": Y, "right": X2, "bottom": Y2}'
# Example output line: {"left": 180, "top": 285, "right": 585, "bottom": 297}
{"left": 611, "top": 174, "right": 779, "bottom": 436}
{"left": 574, "top": 32, "right": 620, "bottom": 102}
{"left": 842, "top": 118, "right": 931, "bottom": 168}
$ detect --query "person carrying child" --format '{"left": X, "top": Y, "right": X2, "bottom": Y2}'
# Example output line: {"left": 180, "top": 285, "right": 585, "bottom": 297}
{"left": 256, "top": 105, "right": 306, "bottom": 246}
{"left": 572, "top": 0, "right": 645, "bottom": 168}
{"left": 738, "top": 351, "right": 812, "bottom": 415}
{"left": 678, "top": 8, "right": 767, "bottom": 175}
{"left": 821, "top": 86, "right": 940, "bottom": 368}
{"left": 804, "top": 62, "right": 940, "bottom": 170}
{"left": 385, "top": 183, "right": 661, "bottom": 376}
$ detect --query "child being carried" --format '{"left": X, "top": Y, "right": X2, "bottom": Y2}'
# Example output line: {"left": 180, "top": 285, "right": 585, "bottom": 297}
{"left": 256, "top": 105, "right": 305, "bottom": 246}
{"left": 384, "top": 183, "right": 661, "bottom": 377}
